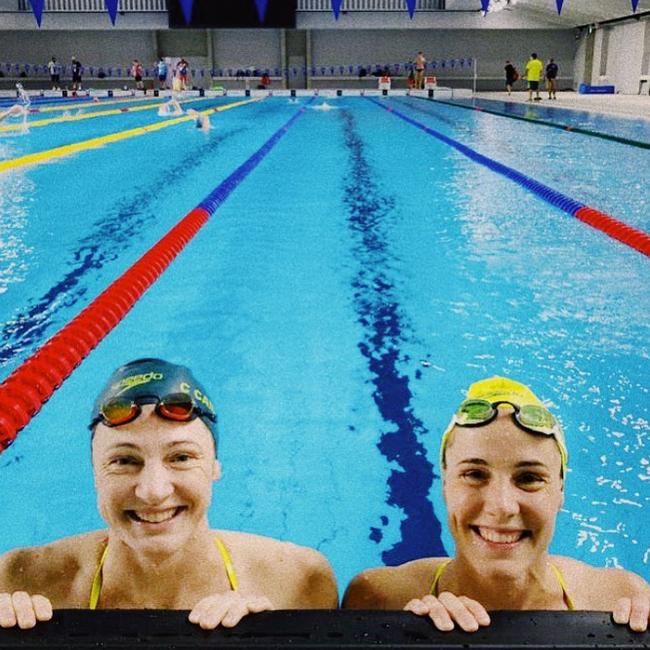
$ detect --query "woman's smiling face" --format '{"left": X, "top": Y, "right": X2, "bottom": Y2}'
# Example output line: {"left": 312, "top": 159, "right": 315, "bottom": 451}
{"left": 443, "top": 407, "right": 564, "bottom": 576}
{"left": 92, "top": 405, "right": 220, "bottom": 557}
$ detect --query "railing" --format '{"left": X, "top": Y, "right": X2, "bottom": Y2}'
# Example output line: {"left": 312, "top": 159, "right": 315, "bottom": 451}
{"left": 16, "top": 0, "right": 166, "bottom": 11}
{"left": 0, "top": 610, "right": 648, "bottom": 650}
{"left": 297, "top": 0, "right": 444, "bottom": 11}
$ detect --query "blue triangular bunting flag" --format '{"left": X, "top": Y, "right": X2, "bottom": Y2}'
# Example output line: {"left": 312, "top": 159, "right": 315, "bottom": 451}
{"left": 480, "top": 0, "right": 490, "bottom": 14}
{"left": 406, "top": 0, "right": 416, "bottom": 18}
{"left": 255, "top": 0, "right": 268, "bottom": 23}
{"left": 331, "top": 0, "right": 343, "bottom": 20}
{"left": 631, "top": 0, "right": 639, "bottom": 10}
{"left": 179, "top": 0, "right": 193, "bottom": 23}
{"left": 104, "top": 0, "right": 118, "bottom": 24}
{"left": 556, "top": 0, "right": 563, "bottom": 14}
{"left": 28, "top": 0, "right": 44, "bottom": 26}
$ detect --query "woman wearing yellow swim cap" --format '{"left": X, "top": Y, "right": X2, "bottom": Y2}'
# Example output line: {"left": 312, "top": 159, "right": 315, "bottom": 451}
{"left": 343, "top": 376, "right": 650, "bottom": 633}
{"left": 0, "top": 359, "right": 338, "bottom": 631}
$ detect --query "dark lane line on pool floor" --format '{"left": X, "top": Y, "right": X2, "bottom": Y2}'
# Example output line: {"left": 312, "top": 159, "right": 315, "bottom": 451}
{"left": 338, "top": 108, "right": 445, "bottom": 564}
{"left": 370, "top": 98, "right": 650, "bottom": 259}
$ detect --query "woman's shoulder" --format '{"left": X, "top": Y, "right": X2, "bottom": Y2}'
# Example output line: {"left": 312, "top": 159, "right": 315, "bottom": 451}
{"left": 0, "top": 530, "right": 107, "bottom": 595}
{"left": 551, "top": 555, "right": 650, "bottom": 607}
{"left": 215, "top": 529, "right": 330, "bottom": 568}
{"left": 343, "top": 557, "right": 445, "bottom": 609}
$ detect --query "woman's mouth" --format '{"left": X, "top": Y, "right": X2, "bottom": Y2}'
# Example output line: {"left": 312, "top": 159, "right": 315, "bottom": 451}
{"left": 126, "top": 506, "right": 186, "bottom": 524}
{"left": 471, "top": 525, "right": 531, "bottom": 545}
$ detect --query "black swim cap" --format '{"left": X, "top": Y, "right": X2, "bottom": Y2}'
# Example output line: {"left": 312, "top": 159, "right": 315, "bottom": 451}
{"left": 90, "top": 358, "right": 218, "bottom": 455}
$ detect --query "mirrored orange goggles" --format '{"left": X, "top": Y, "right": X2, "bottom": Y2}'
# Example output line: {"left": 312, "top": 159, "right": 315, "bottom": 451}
{"left": 89, "top": 392, "right": 217, "bottom": 429}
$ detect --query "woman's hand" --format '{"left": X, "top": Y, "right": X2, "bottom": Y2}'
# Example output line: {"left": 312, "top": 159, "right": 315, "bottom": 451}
{"left": 0, "top": 592, "right": 53, "bottom": 629}
{"left": 405, "top": 592, "right": 491, "bottom": 632}
{"left": 189, "top": 592, "right": 272, "bottom": 629}
{"left": 613, "top": 595, "right": 650, "bottom": 632}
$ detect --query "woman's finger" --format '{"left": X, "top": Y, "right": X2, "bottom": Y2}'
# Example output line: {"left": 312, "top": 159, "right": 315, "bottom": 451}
{"left": 0, "top": 594, "right": 17, "bottom": 628}
{"left": 628, "top": 596, "right": 649, "bottom": 633}
{"left": 459, "top": 596, "right": 491, "bottom": 627}
{"left": 11, "top": 592, "right": 36, "bottom": 630}
{"left": 420, "top": 594, "right": 455, "bottom": 632}
{"left": 31, "top": 595, "right": 53, "bottom": 623}
{"left": 612, "top": 597, "right": 632, "bottom": 625}
{"left": 438, "top": 592, "right": 480, "bottom": 633}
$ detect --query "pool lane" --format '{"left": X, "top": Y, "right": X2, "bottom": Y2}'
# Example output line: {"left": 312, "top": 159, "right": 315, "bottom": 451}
{"left": 0, "top": 98, "right": 263, "bottom": 174}
{"left": 0, "top": 97, "right": 237, "bottom": 160}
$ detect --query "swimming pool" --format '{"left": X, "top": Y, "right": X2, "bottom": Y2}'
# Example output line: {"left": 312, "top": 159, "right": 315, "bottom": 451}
{"left": 0, "top": 94, "right": 648, "bottom": 591}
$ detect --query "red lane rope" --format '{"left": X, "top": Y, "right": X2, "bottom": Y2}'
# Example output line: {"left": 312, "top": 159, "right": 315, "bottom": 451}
{"left": 574, "top": 207, "right": 650, "bottom": 257}
{"left": 0, "top": 207, "right": 210, "bottom": 450}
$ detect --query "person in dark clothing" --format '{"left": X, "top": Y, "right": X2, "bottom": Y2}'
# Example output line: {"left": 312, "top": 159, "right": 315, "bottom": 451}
{"left": 546, "top": 58, "right": 559, "bottom": 99}
{"left": 504, "top": 60, "right": 518, "bottom": 96}
{"left": 71, "top": 57, "right": 82, "bottom": 92}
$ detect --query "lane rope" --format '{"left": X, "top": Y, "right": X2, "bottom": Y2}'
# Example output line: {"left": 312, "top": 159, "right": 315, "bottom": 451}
{"left": 414, "top": 96, "right": 650, "bottom": 151}
{"left": 371, "top": 98, "right": 650, "bottom": 258}
{"left": 0, "top": 96, "right": 210, "bottom": 134}
{"left": 0, "top": 101, "right": 310, "bottom": 452}
{"left": 0, "top": 97, "right": 261, "bottom": 173}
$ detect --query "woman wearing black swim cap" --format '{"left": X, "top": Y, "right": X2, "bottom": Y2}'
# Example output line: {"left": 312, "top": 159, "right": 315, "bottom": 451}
{"left": 344, "top": 377, "right": 650, "bottom": 633}
{"left": 0, "top": 359, "right": 337, "bottom": 630}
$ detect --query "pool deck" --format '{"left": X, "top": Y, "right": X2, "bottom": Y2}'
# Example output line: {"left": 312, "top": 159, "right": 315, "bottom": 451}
{"left": 475, "top": 90, "right": 650, "bottom": 120}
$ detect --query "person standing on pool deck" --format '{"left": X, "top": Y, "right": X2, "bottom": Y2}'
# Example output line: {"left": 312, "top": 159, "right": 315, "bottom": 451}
{"left": 47, "top": 56, "right": 60, "bottom": 91}
{"left": 545, "top": 58, "right": 559, "bottom": 99}
{"left": 414, "top": 52, "right": 427, "bottom": 90}
{"left": 71, "top": 56, "right": 82, "bottom": 92}
{"left": 131, "top": 59, "right": 144, "bottom": 91}
{"left": 0, "top": 359, "right": 338, "bottom": 630}
{"left": 155, "top": 58, "right": 168, "bottom": 90}
{"left": 504, "top": 60, "right": 518, "bottom": 95}
{"left": 343, "top": 376, "right": 650, "bottom": 632}
{"left": 524, "top": 53, "right": 543, "bottom": 102}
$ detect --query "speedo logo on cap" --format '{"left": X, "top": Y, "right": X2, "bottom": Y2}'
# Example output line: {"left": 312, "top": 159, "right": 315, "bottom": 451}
{"left": 113, "top": 371, "right": 164, "bottom": 396}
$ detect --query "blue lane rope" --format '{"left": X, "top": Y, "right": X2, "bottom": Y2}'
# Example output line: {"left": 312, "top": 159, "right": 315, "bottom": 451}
{"left": 198, "top": 99, "right": 312, "bottom": 214}
{"left": 368, "top": 97, "right": 587, "bottom": 217}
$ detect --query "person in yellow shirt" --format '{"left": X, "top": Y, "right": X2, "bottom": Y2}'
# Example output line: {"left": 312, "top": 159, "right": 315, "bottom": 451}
{"left": 524, "top": 53, "right": 544, "bottom": 102}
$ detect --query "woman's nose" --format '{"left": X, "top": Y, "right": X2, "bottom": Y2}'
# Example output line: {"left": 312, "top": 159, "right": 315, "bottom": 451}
{"left": 134, "top": 462, "right": 174, "bottom": 503}
{"left": 483, "top": 478, "right": 520, "bottom": 517}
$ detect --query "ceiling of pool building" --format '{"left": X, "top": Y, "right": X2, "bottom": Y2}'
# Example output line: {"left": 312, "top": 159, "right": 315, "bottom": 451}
{"left": 443, "top": 0, "right": 650, "bottom": 26}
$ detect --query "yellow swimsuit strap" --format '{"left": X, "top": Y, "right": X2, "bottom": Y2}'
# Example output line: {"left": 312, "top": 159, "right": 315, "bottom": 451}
{"left": 214, "top": 536, "right": 239, "bottom": 591}
{"left": 429, "top": 559, "right": 575, "bottom": 611}
{"left": 549, "top": 563, "right": 576, "bottom": 611}
{"left": 429, "top": 559, "right": 452, "bottom": 596}
{"left": 88, "top": 536, "right": 238, "bottom": 609}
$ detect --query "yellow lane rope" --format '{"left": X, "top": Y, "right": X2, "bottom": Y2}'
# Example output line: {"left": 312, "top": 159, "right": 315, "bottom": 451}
{"left": 0, "top": 97, "right": 262, "bottom": 174}
{"left": 28, "top": 95, "right": 163, "bottom": 114}
{"left": 0, "top": 96, "right": 210, "bottom": 133}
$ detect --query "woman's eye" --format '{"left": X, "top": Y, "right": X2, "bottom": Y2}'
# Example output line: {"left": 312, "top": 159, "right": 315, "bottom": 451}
{"left": 461, "top": 470, "right": 488, "bottom": 482}
{"left": 171, "top": 453, "right": 192, "bottom": 463}
{"left": 112, "top": 456, "right": 139, "bottom": 466}
{"left": 517, "top": 472, "right": 545, "bottom": 486}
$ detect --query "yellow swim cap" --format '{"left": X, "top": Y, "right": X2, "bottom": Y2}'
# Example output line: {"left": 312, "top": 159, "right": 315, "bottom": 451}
{"left": 440, "top": 376, "right": 568, "bottom": 475}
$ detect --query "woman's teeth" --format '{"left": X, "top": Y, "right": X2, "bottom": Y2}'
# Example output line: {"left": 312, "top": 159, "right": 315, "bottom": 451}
{"left": 477, "top": 527, "right": 526, "bottom": 543}
{"left": 131, "top": 507, "right": 180, "bottom": 523}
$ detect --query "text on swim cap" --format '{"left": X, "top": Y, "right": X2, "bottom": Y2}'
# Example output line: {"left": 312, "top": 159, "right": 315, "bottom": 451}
{"left": 113, "top": 372, "right": 164, "bottom": 396}
{"left": 180, "top": 382, "right": 215, "bottom": 414}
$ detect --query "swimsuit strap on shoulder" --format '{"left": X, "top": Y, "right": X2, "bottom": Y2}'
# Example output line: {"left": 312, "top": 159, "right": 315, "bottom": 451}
{"left": 549, "top": 563, "right": 576, "bottom": 611}
{"left": 215, "top": 537, "right": 239, "bottom": 591}
{"left": 430, "top": 559, "right": 452, "bottom": 596}
{"left": 89, "top": 536, "right": 238, "bottom": 609}
{"left": 88, "top": 543, "right": 109, "bottom": 610}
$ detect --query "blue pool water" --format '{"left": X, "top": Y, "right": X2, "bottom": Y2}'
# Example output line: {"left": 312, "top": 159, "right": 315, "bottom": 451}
{"left": 450, "top": 96, "right": 650, "bottom": 144}
{"left": 0, "top": 95, "right": 648, "bottom": 591}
